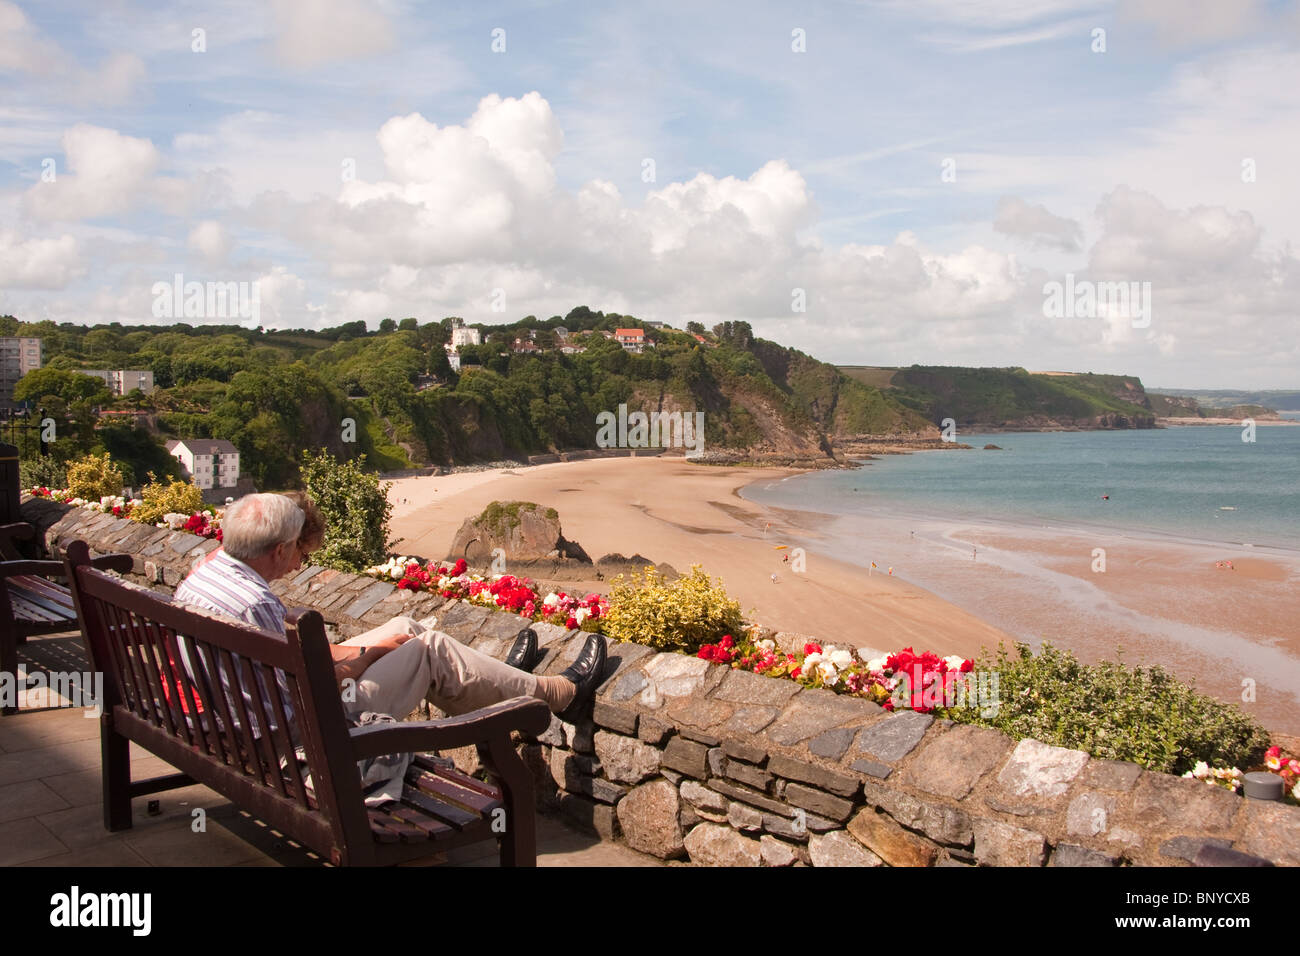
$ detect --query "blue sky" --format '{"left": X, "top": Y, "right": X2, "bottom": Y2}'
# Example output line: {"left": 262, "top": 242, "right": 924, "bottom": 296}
{"left": 2, "top": 0, "right": 1298, "bottom": 387}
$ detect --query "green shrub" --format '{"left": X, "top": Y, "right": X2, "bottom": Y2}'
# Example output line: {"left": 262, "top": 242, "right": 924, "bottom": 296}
{"left": 65, "top": 453, "right": 125, "bottom": 500}
{"left": 300, "top": 449, "right": 394, "bottom": 572}
{"left": 20, "top": 456, "right": 67, "bottom": 490}
{"left": 948, "top": 643, "right": 1270, "bottom": 775}
{"left": 603, "top": 565, "right": 745, "bottom": 653}
{"left": 475, "top": 501, "right": 542, "bottom": 535}
{"left": 131, "top": 474, "right": 205, "bottom": 525}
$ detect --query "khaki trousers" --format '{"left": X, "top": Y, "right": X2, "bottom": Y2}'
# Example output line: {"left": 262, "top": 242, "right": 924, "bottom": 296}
{"left": 339, "top": 616, "right": 538, "bottom": 719}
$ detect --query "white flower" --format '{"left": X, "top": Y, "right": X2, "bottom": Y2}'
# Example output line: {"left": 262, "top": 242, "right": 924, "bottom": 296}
{"left": 867, "top": 657, "right": 888, "bottom": 673}
{"left": 803, "top": 652, "right": 823, "bottom": 668}
{"left": 829, "top": 649, "right": 853, "bottom": 669}
{"left": 543, "top": 592, "right": 559, "bottom": 607}
{"left": 756, "top": 639, "right": 775, "bottom": 654}
{"left": 817, "top": 661, "right": 838, "bottom": 684}
{"left": 390, "top": 568, "right": 403, "bottom": 580}
{"left": 1192, "top": 761, "right": 1210, "bottom": 779}
{"left": 575, "top": 607, "right": 590, "bottom": 625}
{"left": 944, "top": 655, "right": 967, "bottom": 671}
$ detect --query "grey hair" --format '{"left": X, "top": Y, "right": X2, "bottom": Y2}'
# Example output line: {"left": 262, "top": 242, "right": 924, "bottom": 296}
{"left": 221, "top": 493, "right": 305, "bottom": 564}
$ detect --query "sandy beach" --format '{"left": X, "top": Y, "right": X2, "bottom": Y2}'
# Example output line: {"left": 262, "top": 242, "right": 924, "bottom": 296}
{"left": 386, "top": 455, "right": 1300, "bottom": 736}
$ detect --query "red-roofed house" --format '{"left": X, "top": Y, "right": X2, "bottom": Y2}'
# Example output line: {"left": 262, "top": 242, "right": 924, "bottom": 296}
{"left": 615, "top": 328, "right": 650, "bottom": 353}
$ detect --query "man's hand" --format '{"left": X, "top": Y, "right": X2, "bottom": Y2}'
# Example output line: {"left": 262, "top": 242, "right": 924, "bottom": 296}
{"left": 331, "top": 633, "right": 418, "bottom": 687}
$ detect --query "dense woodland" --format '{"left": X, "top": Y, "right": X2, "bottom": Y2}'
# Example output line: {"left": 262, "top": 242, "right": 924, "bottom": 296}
{"left": 1, "top": 310, "right": 930, "bottom": 490}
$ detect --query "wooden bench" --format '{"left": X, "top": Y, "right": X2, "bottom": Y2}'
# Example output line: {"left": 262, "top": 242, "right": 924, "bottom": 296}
{"left": 1, "top": 522, "right": 133, "bottom": 715}
{"left": 62, "top": 538, "right": 551, "bottom": 866}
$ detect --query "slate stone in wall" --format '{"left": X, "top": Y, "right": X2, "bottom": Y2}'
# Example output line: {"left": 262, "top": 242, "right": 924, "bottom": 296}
{"left": 768, "top": 754, "right": 859, "bottom": 798}
{"left": 617, "top": 779, "right": 684, "bottom": 859}
{"left": 661, "top": 736, "right": 709, "bottom": 779}
{"left": 724, "top": 759, "right": 772, "bottom": 792}
{"left": 1066, "top": 791, "right": 1117, "bottom": 839}
{"left": 1237, "top": 800, "right": 1300, "bottom": 866}
{"left": 784, "top": 782, "right": 854, "bottom": 822}
{"left": 809, "top": 830, "right": 883, "bottom": 867}
{"left": 593, "top": 730, "right": 661, "bottom": 784}
{"left": 685, "top": 823, "right": 762, "bottom": 866}
{"left": 718, "top": 706, "right": 780, "bottom": 735}
{"left": 973, "top": 819, "right": 1048, "bottom": 866}
{"left": 764, "top": 690, "right": 878, "bottom": 747}
{"left": 847, "top": 808, "right": 939, "bottom": 867}
{"left": 1159, "top": 836, "right": 1232, "bottom": 864}
{"left": 809, "top": 727, "right": 856, "bottom": 761}
{"left": 711, "top": 668, "right": 802, "bottom": 707}
{"left": 708, "top": 778, "right": 796, "bottom": 819}
{"left": 996, "top": 738, "right": 1089, "bottom": 799}
{"left": 1076, "top": 758, "right": 1142, "bottom": 792}
{"left": 636, "top": 714, "right": 672, "bottom": 746}
{"left": 641, "top": 654, "right": 712, "bottom": 700}
{"left": 342, "top": 580, "right": 396, "bottom": 619}
{"left": 855, "top": 710, "right": 933, "bottom": 763}
{"left": 596, "top": 641, "right": 657, "bottom": 694}
{"left": 680, "top": 780, "right": 728, "bottom": 815}
{"left": 606, "top": 669, "right": 649, "bottom": 703}
{"left": 723, "top": 736, "right": 769, "bottom": 766}
{"left": 861, "top": 780, "right": 973, "bottom": 846}
{"left": 903, "top": 724, "right": 1011, "bottom": 800}
{"left": 592, "top": 701, "right": 638, "bottom": 736}
{"left": 1128, "top": 771, "right": 1242, "bottom": 836}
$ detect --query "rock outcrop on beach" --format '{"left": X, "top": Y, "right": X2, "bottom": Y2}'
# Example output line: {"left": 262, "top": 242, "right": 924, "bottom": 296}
{"left": 448, "top": 500, "right": 592, "bottom": 566}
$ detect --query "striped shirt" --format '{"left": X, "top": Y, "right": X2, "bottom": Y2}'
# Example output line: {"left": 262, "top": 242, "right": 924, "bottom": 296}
{"left": 174, "top": 550, "right": 293, "bottom": 739}
{"left": 175, "top": 550, "right": 287, "bottom": 635}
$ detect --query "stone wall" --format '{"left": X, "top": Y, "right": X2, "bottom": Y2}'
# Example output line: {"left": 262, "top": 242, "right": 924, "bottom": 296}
{"left": 21, "top": 497, "right": 1300, "bottom": 867}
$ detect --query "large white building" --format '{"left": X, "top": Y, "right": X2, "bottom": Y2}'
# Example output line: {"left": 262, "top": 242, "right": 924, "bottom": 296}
{"left": 78, "top": 369, "right": 156, "bottom": 396}
{"left": 166, "top": 439, "right": 240, "bottom": 490}
{"left": 451, "top": 326, "right": 482, "bottom": 348}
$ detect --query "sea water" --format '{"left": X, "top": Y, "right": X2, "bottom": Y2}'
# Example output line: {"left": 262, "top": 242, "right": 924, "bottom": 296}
{"left": 743, "top": 426, "right": 1300, "bottom": 552}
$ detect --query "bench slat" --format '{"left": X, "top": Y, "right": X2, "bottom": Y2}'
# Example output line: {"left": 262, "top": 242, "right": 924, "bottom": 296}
{"left": 398, "top": 784, "right": 480, "bottom": 829}
{"left": 387, "top": 804, "right": 454, "bottom": 838}
{"left": 412, "top": 754, "right": 502, "bottom": 800}
{"left": 407, "top": 769, "right": 502, "bottom": 816}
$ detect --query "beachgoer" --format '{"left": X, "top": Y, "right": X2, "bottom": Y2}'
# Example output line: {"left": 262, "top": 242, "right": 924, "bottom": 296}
{"left": 174, "top": 494, "right": 607, "bottom": 730}
{"left": 770, "top": 573, "right": 778, "bottom": 584}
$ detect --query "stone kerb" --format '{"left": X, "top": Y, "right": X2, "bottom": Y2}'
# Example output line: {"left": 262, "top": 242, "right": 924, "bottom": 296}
{"left": 20, "top": 497, "right": 1300, "bottom": 867}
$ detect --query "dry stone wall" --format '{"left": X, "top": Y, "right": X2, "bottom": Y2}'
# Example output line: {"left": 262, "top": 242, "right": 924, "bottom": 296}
{"left": 22, "top": 497, "right": 1300, "bottom": 867}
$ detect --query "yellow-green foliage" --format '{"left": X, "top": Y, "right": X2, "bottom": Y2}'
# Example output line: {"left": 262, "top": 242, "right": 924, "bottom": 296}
{"left": 66, "top": 453, "right": 125, "bottom": 501}
{"left": 132, "top": 473, "right": 205, "bottom": 525}
{"left": 602, "top": 565, "right": 745, "bottom": 652}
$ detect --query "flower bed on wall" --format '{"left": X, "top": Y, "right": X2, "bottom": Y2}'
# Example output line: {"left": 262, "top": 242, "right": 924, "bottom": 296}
{"left": 26, "top": 487, "right": 222, "bottom": 540}
{"left": 363, "top": 556, "right": 609, "bottom": 633}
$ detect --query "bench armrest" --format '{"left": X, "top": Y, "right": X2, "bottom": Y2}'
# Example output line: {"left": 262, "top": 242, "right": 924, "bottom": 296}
{"left": 347, "top": 696, "right": 550, "bottom": 760}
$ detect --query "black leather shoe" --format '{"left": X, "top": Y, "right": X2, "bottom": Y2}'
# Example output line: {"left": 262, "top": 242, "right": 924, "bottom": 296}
{"left": 505, "top": 628, "right": 542, "bottom": 673}
{"left": 556, "top": 633, "right": 607, "bottom": 723}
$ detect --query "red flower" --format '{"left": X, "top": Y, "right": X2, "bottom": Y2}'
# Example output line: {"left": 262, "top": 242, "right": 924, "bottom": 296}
{"left": 804, "top": 643, "right": 822, "bottom": 656}
{"left": 790, "top": 667, "right": 802, "bottom": 679}
{"left": 452, "top": 558, "right": 468, "bottom": 576}
{"left": 720, "top": 634, "right": 734, "bottom": 649}
{"left": 566, "top": 616, "right": 578, "bottom": 629}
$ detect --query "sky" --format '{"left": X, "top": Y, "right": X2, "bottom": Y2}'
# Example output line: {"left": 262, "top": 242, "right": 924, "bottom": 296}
{"left": 1, "top": 0, "right": 1298, "bottom": 388}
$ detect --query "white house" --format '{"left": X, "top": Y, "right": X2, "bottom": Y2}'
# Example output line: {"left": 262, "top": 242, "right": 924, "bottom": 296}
{"left": 78, "top": 369, "right": 156, "bottom": 396}
{"left": 614, "top": 328, "right": 650, "bottom": 353}
{"left": 166, "top": 438, "right": 240, "bottom": 490}
{"left": 451, "top": 326, "right": 482, "bottom": 348}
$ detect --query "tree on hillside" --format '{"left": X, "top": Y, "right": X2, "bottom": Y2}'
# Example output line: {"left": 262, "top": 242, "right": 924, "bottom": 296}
{"left": 379, "top": 318, "right": 397, "bottom": 333}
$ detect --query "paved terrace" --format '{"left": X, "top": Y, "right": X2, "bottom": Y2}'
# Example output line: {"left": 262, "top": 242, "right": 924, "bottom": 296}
{"left": 1, "top": 634, "right": 659, "bottom": 868}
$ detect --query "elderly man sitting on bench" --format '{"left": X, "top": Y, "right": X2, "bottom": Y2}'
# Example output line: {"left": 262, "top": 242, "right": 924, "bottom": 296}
{"left": 174, "top": 493, "right": 605, "bottom": 725}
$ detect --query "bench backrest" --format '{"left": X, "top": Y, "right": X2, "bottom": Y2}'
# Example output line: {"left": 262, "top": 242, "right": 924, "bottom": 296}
{"left": 62, "top": 539, "right": 375, "bottom": 864}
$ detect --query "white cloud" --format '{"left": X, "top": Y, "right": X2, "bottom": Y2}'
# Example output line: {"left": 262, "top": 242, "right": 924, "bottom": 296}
{"left": 994, "top": 196, "right": 1083, "bottom": 251}
{"left": 188, "top": 220, "right": 231, "bottom": 263}
{"left": 269, "top": 0, "right": 395, "bottom": 69}
{"left": 22, "top": 125, "right": 160, "bottom": 221}
{"left": 0, "top": 231, "right": 82, "bottom": 288}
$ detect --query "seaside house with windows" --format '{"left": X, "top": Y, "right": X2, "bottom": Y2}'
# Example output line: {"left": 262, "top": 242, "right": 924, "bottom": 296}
{"left": 77, "top": 369, "right": 156, "bottom": 396}
{"left": 614, "top": 328, "right": 650, "bottom": 353}
{"left": 166, "top": 438, "right": 240, "bottom": 491}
